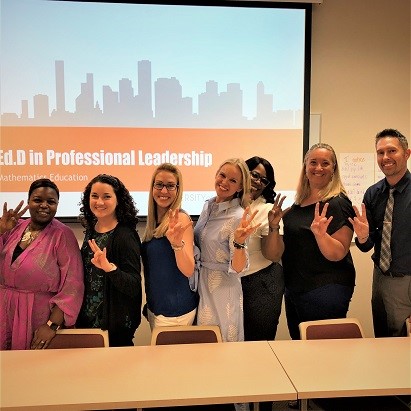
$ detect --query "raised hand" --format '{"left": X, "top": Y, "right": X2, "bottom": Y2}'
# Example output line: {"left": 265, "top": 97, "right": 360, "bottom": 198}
{"left": 234, "top": 206, "right": 261, "bottom": 244}
{"left": 311, "top": 202, "right": 333, "bottom": 237}
{"left": 348, "top": 203, "right": 369, "bottom": 239}
{"left": 88, "top": 239, "right": 111, "bottom": 272}
{"left": 1, "top": 201, "right": 29, "bottom": 234}
{"left": 268, "top": 194, "right": 289, "bottom": 227}
{"left": 166, "top": 209, "right": 192, "bottom": 247}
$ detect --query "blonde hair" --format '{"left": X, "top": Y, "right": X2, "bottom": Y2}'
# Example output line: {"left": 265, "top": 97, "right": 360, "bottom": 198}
{"left": 295, "top": 143, "right": 347, "bottom": 205}
{"left": 142, "top": 163, "right": 183, "bottom": 242}
{"left": 217, "top": 158, "right": 251, "bottom": 209}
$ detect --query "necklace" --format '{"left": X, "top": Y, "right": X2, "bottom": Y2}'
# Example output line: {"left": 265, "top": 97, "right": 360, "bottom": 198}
{"left": 21, "top": 225, "right": 43, "bottom": 245}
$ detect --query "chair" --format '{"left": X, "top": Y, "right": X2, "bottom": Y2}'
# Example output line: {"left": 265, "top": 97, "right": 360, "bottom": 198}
{"left": 150, "top": 325, "right": 222, "bottom": 345}
{"left": 149, "top": 325, "right": 257, "bottom": 410}
{"left": 406, "top": 317, "right": 411, "bottom": 336}
{"left": 46, "top": 328, "right": 109, "bottom": 349}
{"left": 298, "top": 318, "right": 364, "bottom": 411}
{"left": 299, "top": 318, "right": 364, "bottom": 340}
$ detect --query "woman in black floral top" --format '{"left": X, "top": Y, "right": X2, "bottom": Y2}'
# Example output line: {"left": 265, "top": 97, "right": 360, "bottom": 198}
{"left": 77, "top": 174, "right": 142, "bottom": 347}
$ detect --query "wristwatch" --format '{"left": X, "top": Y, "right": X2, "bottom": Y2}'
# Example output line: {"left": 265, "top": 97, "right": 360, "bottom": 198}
{"left": 47, "top": 320, "right": 61, "bottom": 331}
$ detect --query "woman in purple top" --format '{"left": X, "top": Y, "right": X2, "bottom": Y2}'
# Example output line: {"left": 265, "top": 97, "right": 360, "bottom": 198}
{"left": 0, "top": 179, "right": 84, "bottom": 350}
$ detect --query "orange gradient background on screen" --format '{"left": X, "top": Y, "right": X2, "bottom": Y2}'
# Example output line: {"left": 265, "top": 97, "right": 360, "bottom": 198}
{"left": 1, "top": 126, "right": 302, "bottom": 193}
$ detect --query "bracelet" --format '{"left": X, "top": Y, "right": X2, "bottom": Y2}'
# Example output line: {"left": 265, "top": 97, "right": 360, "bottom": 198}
{"left": 47, "top": 320, "right": 61, "bottom": 331}
{"left": 357, "top": 236, "right": 369, "bottom": 242}
{"left": 233, "top": 240, "right": 247, "bottom": 249}
{"left": 171, "top": 240, "right": 185, "bottom": 251}
{"left": 269, "top": 225, "right": 280, "bottom": 233}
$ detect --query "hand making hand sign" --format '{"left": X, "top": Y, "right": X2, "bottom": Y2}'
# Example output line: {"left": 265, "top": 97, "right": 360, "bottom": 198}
{"left": 0, "top": 200, "right": 29, "bottom": 234}
{"left": 166, "top": 208, "right": 193, "bottom": 249}
{"left": 234, "top": 206, "right": 261, "bottom": 245}
{"left": 268, "top": 193, "right": 289, "bottom": 229}
{"left": 311, "top": 202, "right": 333, "bottom": 238}
{"left": 348, "top": 203, "right": 370, "bottom": 242}
{"left": 88, "top": 238, "right": 115, "bottom": 272}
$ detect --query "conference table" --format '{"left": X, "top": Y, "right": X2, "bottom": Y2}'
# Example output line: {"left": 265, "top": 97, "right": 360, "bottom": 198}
{"left": 0, "top": 340, "right": 296, "bottom": 410}
{"left": 269, "top": 337, "right": 411, "bottom": 411}
{"left": 2, "top": 338, "right": 410, "bottom": 410}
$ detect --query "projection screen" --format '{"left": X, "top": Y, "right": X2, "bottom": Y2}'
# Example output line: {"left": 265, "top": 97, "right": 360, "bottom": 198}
{"left": 0, "top": 0, "right": 311, "bottom": 218}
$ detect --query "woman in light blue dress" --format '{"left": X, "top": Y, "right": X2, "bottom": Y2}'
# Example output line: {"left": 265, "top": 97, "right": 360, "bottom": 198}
{"left": 194, "top": 158, "right": 258, "bottom": 343}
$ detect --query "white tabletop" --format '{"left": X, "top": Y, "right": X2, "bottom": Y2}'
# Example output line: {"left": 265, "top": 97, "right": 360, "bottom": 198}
{"left": 268, "top": 337, "right": 411, "bottom": 400}
{"left": 0, "top": 341, "right": 297, "bottom": 410}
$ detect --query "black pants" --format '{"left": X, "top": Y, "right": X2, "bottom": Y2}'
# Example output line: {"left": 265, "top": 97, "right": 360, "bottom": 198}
{"left": 241, "top": 263, "right": 284, "bottom": 411}
{"left": 241, "top": 262, "right": 284, "bottom": 341}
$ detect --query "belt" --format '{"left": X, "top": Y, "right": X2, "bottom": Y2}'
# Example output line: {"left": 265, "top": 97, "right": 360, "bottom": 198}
{"left": 383, "top": 271, "right": 406, "bottom": 278}
{"left": 375, "top": 265, "right": 408, "bottom": 278}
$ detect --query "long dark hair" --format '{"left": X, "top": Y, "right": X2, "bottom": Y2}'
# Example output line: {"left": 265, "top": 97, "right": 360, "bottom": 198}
{"left": 79, "top": 174, "right": 139, "bottom": 229}
{"left": 245, "top": 156, "right": 276, "bottom": 203}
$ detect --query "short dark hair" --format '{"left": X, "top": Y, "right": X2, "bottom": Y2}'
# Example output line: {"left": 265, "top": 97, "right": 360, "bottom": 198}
{"left": 375, "top": 129, "right": 408, "bottom": 150}
{"left": 245, "top": 156, "right": 276, "bottom": 203}
{"left": 79, "top": 174, "right": 139, "bottom": 229}
{"left": 28, "top": 178, "right": 60, "bottom": 199}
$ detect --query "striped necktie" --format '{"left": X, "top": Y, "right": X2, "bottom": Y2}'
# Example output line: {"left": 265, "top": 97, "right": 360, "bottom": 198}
{"left": 379, "top": 188, "right": 394, "bottom": 273}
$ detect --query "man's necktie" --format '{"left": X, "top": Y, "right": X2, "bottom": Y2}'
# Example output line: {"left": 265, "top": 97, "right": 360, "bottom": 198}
{"left": 379, "top": 188, "right": 394, "bottom": 273}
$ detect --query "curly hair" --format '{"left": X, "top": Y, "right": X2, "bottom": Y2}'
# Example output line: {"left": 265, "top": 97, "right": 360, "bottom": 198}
{"left": 79, "top": 174, "right": 139, "bottom": 229}
{"left": 245, "top": 156, "right": 276, "bottom": 203}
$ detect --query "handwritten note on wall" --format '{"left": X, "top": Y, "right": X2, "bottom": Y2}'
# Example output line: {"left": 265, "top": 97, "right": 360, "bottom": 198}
{"left": 339, "top": 153, "right": 378, "bottom": 208}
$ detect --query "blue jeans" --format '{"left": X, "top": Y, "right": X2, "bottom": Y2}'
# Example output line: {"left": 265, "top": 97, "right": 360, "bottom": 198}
{"left": 285, "top": 284, "right": 354, "bottom": 340}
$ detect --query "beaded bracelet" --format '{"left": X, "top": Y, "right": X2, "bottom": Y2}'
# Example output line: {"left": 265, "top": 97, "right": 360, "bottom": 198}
{"left": 233, "top": 240, "right": 247, "bottom": 249}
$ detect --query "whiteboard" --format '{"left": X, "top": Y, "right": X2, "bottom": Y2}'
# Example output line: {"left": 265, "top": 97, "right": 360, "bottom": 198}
{"left": 340, "top": 153, "right": 384, "bottom": 208}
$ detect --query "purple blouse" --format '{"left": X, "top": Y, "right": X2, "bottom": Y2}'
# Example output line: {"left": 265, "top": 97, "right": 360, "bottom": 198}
{"left": 0, "top": 218, "right": 84, "bottom": 350}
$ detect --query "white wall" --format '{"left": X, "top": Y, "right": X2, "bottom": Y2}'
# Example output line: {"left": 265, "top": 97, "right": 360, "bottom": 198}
{"left": 309, "top": 0, "right": 410, "bottom": 339}
{"left": 68, "top": 0, "right": 411, "bottom": 344}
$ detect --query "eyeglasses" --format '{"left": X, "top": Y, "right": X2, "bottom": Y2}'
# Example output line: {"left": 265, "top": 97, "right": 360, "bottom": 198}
{"left": 250, "top": 171, "right": 270, "bottom": 186}
{"left": 153, "top": 182, "right": 179, "bottom": 191}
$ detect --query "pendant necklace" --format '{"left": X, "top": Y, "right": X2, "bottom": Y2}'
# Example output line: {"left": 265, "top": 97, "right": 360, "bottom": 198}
{"left": 21, "top": 225, "right": 43, "bottom": 245}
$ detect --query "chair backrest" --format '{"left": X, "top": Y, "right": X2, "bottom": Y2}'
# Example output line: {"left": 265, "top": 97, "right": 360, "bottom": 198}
{"left": 299, "top": 318, "right": 364, "bottom": 340}
{"left": 151, "top": 325, "right": 222, "bottom": 345}
{"left": 406, "top": 318, "right": 411, "bottom": 336}
{"left": 46, "top": 328, "right": 109, "bottom": 349}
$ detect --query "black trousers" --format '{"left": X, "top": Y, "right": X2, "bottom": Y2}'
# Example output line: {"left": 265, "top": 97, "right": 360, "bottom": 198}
{"left": 241, "top": 262, "right": 284, "bottom": 341}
